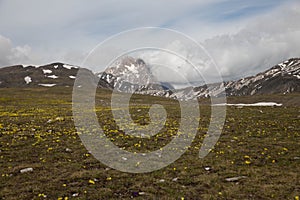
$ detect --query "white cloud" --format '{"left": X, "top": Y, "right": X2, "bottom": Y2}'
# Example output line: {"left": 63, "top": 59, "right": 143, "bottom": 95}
{"left": 203, "top": 2, "right": 300, "bottom": 79}
{"left": 0, "top": 35, "right": 33, "bottom": 66}
{"left": 0, "top": 35, "right": 11, "bottom": 66}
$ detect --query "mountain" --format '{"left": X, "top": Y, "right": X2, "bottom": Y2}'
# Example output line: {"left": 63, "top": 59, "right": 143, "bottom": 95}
{"left": 226, "top": 58, "right": 300, "bottom": 95}
{"left": 96, "top": 57, "right": 300, "bottom": 100}
{"left": 97, "top": 56, "right": 174, "bottom": 96}
{"left": 173, "top": 58, "right": 300, "bottom": 99}
{"left": 177, "top": 58, "right": 300, "bottom": 98}
{"left": 0, "top": 62, "right": 107, "bottom": 88}
{"left": 0, "top": 63, "right": 79, "bottom": 88}
{"left": 0, "top": 58, "right": 299, "bottom": 100}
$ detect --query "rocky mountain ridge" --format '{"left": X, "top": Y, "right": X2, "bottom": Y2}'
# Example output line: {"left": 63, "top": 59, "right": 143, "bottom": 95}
{"left": 0, "top": 57, "right": 299, "bottom": 100}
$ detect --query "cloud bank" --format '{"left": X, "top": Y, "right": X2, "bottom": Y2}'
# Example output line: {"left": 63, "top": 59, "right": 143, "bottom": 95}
{"left": 204, "top": 2, "right": 300, "bottom": 80}
{"left": 0, "top": 35, "right": 32, "bottom": 66}
{"left": 0, "top": 0, "right": 299, "bottom": 83}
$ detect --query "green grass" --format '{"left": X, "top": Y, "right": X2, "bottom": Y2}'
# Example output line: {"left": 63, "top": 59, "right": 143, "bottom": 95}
{"left": 0, "top": 88, "right": 299, "bottom": 199}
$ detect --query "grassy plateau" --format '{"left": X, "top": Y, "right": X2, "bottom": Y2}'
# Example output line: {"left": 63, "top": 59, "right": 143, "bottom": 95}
{"left": 0, "top": 88, "right": 299, "bottom": 199}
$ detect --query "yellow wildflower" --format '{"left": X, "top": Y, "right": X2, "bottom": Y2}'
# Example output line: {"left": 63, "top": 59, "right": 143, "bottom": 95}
{"left": 245, "top": 160, "right": 251, "bottom": 165}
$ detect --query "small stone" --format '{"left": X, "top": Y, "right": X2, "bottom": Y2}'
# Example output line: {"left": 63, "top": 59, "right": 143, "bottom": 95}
{"left": 294, "top": 157, "right": 300, "bottom": 160}
{"left": 158, "top": 179, "right": 165, "bottom": 183}
{"left": 20, "top": 167, "right": 33, "bottom": 173}
{"left": 138, "top": 192, "right": 145, "bottom": 195}
{"left": 204, "top": 166, "right": 211, "bottom": 171}
{"left": 225, "top": 176, "right": 247, "bottom": 182}
{"left": 72, "top": 193, "right": 79, "bottom": 197}
{"left": 121, "top": 157, "right": 127, "bottom": 161}
{"left": 65, "top": 148, "right": 72, "bottom": 152}
{"left": 172, "top": 177, "right": 178, "bottom": 182}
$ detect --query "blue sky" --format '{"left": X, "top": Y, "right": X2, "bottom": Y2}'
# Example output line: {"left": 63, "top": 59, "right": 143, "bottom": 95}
{"left": 0, "top": 0, "right": 299, "bottom": 80}
{"left": 199, "top": 0, "right": 287, "bottom": 21}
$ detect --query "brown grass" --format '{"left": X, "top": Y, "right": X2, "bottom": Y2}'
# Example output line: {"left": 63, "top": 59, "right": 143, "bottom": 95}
{"left": 0, "top": 88, "right": 299, "bottom": 199}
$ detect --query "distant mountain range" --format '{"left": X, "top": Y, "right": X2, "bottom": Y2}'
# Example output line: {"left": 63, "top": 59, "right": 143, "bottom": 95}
{"left": 0, "top": 57, "right": 299, "bottom": 100}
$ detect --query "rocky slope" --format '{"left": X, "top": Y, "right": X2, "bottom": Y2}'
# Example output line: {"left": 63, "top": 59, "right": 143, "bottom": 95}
{"left": 97, "top": 56, "right": 174, "bottom": 96}
{"left": 0, "top": 63, "right": 80, "bottom": 88}
{"left": 178, "top": 58, "right": 300, "bottom": 99}
{"left": 97, "top": 57, "right": 300, "bottom": 99}
{"left": 0, "top": 62, "right": 106, "bottom": 88}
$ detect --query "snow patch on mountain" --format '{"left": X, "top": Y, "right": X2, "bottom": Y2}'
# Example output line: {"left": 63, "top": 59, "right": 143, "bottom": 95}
{"left": 24, "top": 76, "right": 32, "bottom": 84}
{"left": 215, "top": 102, "right": 282, "bottom": 107}
{"left": 22, "top": 64, "right": 37, "bottom": 68}
{"left": 63, "top": 64, "right": 78, "bottom": 70}
{"left": 294, "top": 75, "right": 300, "bottom": 79}
{"left": 38, "top": 83, "right": 56, "bottom": 87}
{"left": 47, "top": 75, "right": 58, "bottom": 79}
{"left": 42, "top": 69, "right": 52, "bottom": 74}
{"left": 124, "top": 64, "right": 139, "bottom": 74}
